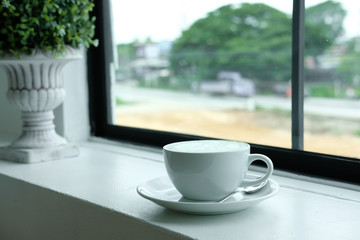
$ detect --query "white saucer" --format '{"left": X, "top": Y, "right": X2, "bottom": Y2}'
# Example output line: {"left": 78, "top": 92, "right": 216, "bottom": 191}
{"left": 137, "top": 176, "right": 279, "bottom": 215}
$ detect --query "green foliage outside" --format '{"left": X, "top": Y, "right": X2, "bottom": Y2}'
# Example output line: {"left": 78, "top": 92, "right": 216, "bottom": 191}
{"left": 116, "top": 97, "right": 133, "bottom": 106}
{"left": 336, "top": 39, "right": 360, "bottom": 84}
{"left": 307, "top": 84, "right": 337, "bottom": 98}
{"left": 170, "top": 3, "right": 292, "bottom": 84}
{"left": 305, "top": 1, "right": 346, "bottom": 57}
{"left": 305, "top": 83, "right": 360, "bottom": 98}
{"left": 255, "top": 105, "right": 291, "bottom": 117}
{"left": 116, "top": 1, "right": 358, "bottom": 98}
{"left": 0, "top": 0, "right": 98, "bottom": 58}
{"left": 355, "top": 129, "right": 360, "bottom": 137}
{"left": 170, "top": 1, "right": 345, "bottom": 84}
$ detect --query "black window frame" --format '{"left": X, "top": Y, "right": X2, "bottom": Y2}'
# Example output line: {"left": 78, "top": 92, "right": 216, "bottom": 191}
{"left": 88, "top": 0, "right": 360, "bottom": 185}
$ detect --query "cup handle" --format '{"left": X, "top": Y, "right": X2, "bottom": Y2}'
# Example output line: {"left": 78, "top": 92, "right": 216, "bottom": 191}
{"left": 240, "top": 154, "right": 274, "bottom": 188}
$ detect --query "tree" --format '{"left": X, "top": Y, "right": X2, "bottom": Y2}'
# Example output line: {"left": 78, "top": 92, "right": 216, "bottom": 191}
{"left": 336, "top": 38, "right": 360, "bottom": 85}
{"left": 169, "top": 1, "right": 346, "bottom": 85}
{"left": 305, "top": 0, "right": 346, "bottom": 57}
{"left": 170, "top": 3, "right": 292, "bottom": 83}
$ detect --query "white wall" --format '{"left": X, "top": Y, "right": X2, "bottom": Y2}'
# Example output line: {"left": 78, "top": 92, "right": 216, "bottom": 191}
{"left": 58, "top": 49, "right": 90, "bottom": 142}
{"left": 0, "top": 50, "right": 90, "bottom": 143}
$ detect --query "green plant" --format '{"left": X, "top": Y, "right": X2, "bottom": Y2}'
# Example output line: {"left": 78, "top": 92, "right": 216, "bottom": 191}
{"left": 0, "top": 0, "right": 98, "bottom": 58}
{"left": 115, "top": 97, "right": 134, "bottom": 106}
{"left": 306, "top": 83, "right": 331, "bottom": 98}
{"left": 355, "top": 129, "right": 360, "bottom": 137}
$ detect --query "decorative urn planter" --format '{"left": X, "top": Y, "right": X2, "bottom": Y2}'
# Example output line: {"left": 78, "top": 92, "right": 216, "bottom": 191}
{"left": 0, "top": 48, "right": 82, "bottom": 163}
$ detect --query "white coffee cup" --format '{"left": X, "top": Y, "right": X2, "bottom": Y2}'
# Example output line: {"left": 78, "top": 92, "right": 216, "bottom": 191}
{"left": 163, "top": 140, "right": 274, "bottom": 201}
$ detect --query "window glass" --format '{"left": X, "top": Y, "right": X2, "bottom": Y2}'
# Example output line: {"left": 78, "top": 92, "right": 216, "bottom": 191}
{"left": 110, "top": 0, "right": 293, "bottom": 149}
{"left": 304, "top": 0, "right": 360, "bottom": 158}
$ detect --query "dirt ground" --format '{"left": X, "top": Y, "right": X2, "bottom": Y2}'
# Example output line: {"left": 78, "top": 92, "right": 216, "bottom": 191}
{"left": 116, "top": 108, "right": 360, "bottom": 159}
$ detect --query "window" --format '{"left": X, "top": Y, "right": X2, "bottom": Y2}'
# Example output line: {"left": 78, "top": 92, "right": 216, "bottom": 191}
{"left": 88, "top": 0, "right": 360, "bottom": 184}
{"left": 111, "top": 0, "right": 293, "bottom": 150}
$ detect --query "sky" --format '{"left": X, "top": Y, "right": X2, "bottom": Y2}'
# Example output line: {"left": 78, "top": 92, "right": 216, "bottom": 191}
{"left": 110, "top": 0, "right": 360, "bottom": 44}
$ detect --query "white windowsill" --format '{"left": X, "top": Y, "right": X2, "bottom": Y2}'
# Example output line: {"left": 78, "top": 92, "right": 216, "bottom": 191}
{"left": 0, "top": 137, "right": 360, "bottom": 240}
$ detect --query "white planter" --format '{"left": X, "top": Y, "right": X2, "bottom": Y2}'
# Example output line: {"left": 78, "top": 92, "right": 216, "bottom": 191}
{"left": 0, "top": 48, "right": 82, "bottom": 163}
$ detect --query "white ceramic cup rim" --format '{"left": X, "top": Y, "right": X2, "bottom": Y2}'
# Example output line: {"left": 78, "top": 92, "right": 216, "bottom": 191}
{"left": 163, "top": 140, "right": 250, "bottom": 154}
